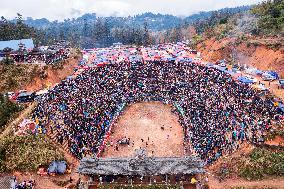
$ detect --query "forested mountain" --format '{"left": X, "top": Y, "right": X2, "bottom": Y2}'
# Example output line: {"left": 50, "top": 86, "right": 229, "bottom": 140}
{"left": 4, "top": 4, "right": 274, "bottom": 48}
{"left": 0, "top": 14, "right": 43, "bottom": 45}
{"left": 6, "top": 6, "right": 250, "bottom": 48}
{"left": 22, "top": 6, "right": 251, "bottom": 31}
{"left": 190, "top": 0, "right": 284, "bottom": 41}
{"left": 251, "top": 0, "right": 284, "bottom": 35}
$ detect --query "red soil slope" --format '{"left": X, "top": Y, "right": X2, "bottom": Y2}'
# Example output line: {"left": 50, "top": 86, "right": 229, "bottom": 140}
{"left": 197, "top": 37, "right": 284, "bottom": 78}
{"left": 25, "top": 57, "right": 79, "bottom": 92}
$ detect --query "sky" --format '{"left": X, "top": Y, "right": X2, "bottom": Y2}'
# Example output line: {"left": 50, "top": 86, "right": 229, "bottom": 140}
{"left": 1, "top": 0, "right": 263, "bottom": 21}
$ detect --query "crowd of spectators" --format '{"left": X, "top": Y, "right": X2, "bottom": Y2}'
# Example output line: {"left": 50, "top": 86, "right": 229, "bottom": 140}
{"left": 11, "top": 177, "right": 35, "bottom": 189}
{"left": 10, "top": 49, "right": 70, "bottom": 64}
{"left": 32, "top": 47, "right": 283, "bottom": 163}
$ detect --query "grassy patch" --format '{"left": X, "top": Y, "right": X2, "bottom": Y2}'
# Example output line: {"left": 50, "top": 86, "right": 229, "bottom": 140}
{"left": 238, "top": 148, "right": 284, "bottom": 180}
{"left": 0, "top": 135, "right": 64, "bottom": 173}
{"left": 0, "top": 94, "right": 23, "bottom": 130}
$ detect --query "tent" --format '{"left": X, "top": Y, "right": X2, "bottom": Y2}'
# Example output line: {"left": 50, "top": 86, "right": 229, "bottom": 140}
{"left": 36, "top": 89, "right": 49, "bottom": 96}
{"left": 245, "top": 68, "right": 263, "bottom": 76}
{"left": 252, "top": 84, "right": 268, "bottom": 91}
{"left": 264, "top": 71, "right": 279, "bottom": 79}
{"left": 15, "top": 119, "right": 36, "bottom": 136}
{"left": 206, "top": 63, "right": 214, "bottom": 68}
{"left": 167, "top": 58, "right": 176, "bottom": 61}
{"left": 216, "top": 66, "right": 227, "bottom": 72}
{"left": 238, "top": 76, "right": 254, "bottom": 84}
{"left": 223, "top": 70, "right": 235, "bottom": 76}
{"left": 97, "top": 62, "right": 108, "bottom": 67}
{"left": 48, "top": 161, "right": 67, "bottom": 174}
{"left": 255, "top": 70, "right": 263, "bottom": 75}
{"left": 275, "top": 103, "right": 284, "bottom": 114}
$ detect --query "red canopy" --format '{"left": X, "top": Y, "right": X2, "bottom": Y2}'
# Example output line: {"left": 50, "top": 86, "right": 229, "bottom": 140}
{"left": 97, "top": 62, "right": 108, "bottom": 67}
{"left": 83, "top": 66, "right": 89, "bottom": 69}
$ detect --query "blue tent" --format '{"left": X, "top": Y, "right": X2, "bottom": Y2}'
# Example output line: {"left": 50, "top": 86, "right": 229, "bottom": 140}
{"left": 223, "top": 70, "right": 234, "bottom": 76}
{"left": 48, "top": 161, "right": 67, "bottom": 174}
{"left": 277, "top": 103, "right": 284, "bottom": 114}
{"left": 167, "top": 58, "right": 176, "bottom": 61}
{"left": 79, "top": 60, "right": 86, "bottom": 66}
{"left": 255, "top": 70, "right": 263, "bottom": 75}
{"left": 206, "top": 63, "right": 214, "bottom": 68}
{"left": 216, "top": 66, "right": 227, "bottom": 72}
{"left": 186, "top": 58, "right": 193, "bottom": 62}
{"left": 265, "top": 71, "right": 279, "bottom": 79}
{"left": 238, "top": 76, "right": 254, "bottom": 84}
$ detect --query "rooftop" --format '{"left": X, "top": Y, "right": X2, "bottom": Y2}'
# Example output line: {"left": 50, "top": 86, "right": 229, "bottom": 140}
{"left": 78, "top": 149, "right": 205, "bottom": 176}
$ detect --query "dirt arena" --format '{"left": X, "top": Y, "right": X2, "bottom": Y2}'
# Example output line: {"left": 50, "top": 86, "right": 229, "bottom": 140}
{"left": 101, "top": 101, "right": 185, "bottom": 158}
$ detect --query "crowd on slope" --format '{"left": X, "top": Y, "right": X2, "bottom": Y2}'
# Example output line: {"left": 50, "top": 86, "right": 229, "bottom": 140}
{"left": 11, "top": 177, "right": 35, "bottom": 189}
{"left": 32, "top": 48, "right": 283, "bottom": 163}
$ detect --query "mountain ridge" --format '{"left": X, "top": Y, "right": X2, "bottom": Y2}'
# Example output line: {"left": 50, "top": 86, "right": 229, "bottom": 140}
{"left": 18, "top": 6, "right": 252, "bottom": 31}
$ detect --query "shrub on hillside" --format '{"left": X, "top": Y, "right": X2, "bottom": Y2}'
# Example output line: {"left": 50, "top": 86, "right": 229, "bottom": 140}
{"left": 0, "top": 135, "right": 64, "bottom": 172}
{"left": 0, "top": 64, "right": 41, "bottom": 92}
{"left": 0, "top": 57, "right": 15, "bottom": 65}
{"left": 239, "top": 148, "right": 284, "bottom": 180}
{"left": 0, "top": 94, "right": 22, "bottom": 129}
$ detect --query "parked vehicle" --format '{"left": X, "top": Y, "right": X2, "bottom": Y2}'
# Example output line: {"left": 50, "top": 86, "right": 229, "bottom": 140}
{"left": 16, "top": 92, "right": 36, "bottom": 103}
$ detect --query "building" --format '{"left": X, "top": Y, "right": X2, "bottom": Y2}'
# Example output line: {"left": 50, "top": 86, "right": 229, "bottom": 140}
{"left": 78, "top": 149, "right": 205, "bottom": 189}
{"left": 0, "top": 39, "right": 34, "bottom": 51}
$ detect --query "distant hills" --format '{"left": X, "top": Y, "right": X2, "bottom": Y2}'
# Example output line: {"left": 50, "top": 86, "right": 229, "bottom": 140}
{"left": 21, "top": 6, "right": 251, "bottom": 31}
{"left": 2, "top": 5, "right": 253, "bottom": 48}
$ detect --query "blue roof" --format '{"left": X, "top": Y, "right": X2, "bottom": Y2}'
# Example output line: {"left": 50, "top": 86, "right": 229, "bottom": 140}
{"left": 0, "top": 38, "right": 34, "bottom": 50}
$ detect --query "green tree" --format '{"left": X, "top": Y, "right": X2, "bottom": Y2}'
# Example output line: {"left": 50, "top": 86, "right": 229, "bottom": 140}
{"left": 143, "top": 22, "right": 150, "bottom": 46}
{"left": 0, "top": 94, "right": 22, "bottom": 129}
{"left": 251, "top": 0, "right": 284, "bottom": 35}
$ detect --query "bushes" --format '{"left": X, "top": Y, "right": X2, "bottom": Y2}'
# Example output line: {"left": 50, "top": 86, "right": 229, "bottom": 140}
{"left": 239, "top": 148, "right": 284, "bottom": 180}
{"left": 0, "top": 64, "right": 45, "bottom": 92}
{"left": 0, "top": 135, "right": 64, "bottom": 173}
{"left": 251, "top": 0, "right": 284, "bottom": 36}
{"left": 266, "top": 129, "right": 284, "bottom": 141}
{"left": 0, "top": 57, "right": 15, "bottom": 65}
{"left": 0, "top": 94, "right": 22, "bottom": 129}
{"left": 51, "top": 61, "right": 64, "bottom": 70}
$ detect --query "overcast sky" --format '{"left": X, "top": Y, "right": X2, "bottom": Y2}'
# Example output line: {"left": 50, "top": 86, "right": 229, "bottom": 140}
{"left": 1, "top": 0, "right": 263, "bottom": 21}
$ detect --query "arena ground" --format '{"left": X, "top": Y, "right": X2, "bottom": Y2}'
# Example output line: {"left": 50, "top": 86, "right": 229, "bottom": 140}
{"left": 101, "top": 101, "right": 185, "bottom": 158}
